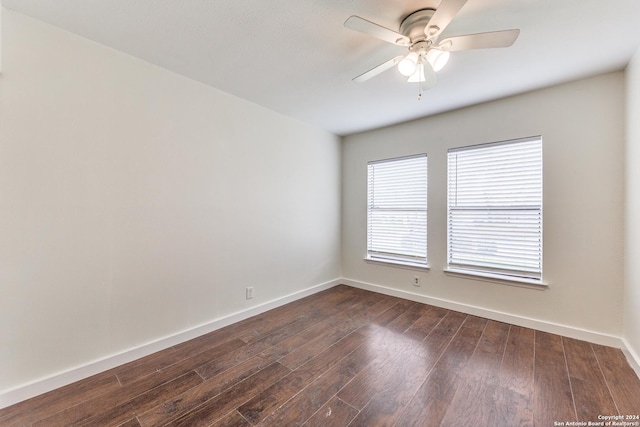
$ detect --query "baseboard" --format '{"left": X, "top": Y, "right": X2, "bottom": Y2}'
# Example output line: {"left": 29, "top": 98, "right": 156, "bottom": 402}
{"left": 621, "top": 338, "right": 640, "bottom": 379}
{"left": 341, "top": 278, "right": 625, "bottom": 349}
{"left": 0, "top": 278, "right": 341, "bottom": 409}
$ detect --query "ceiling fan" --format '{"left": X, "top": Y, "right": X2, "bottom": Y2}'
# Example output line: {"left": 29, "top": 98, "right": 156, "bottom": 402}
{"left": 344, "top": 0, "right": 520, "bottom": 97}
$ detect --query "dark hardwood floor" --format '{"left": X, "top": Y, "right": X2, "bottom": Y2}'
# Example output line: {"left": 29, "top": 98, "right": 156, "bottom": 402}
{"left": 1, "top": 285, "right": 639, "bottom": 426}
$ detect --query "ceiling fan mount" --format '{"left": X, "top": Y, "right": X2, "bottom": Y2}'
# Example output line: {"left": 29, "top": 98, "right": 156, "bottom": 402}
{"left": 399, "top": 8, "right": 436, "bottom": 46}
{"left": 344, "top": 0, "right": 520, "bottom": 95}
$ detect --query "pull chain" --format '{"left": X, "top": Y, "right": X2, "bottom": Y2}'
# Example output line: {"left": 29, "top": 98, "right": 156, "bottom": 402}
{"left": 417, "top": 58, "right": 423, "bottom": 101}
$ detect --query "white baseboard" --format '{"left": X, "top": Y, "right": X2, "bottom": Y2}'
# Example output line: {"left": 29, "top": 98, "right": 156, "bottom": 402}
{"left": 341, "top": 278, "right": 625, "bottom": 349}
{"left": 621, "top": 338, "right": 640, "bottom": 379}
{"left": 0, "top": 278, "right": 341, "bottom": 410}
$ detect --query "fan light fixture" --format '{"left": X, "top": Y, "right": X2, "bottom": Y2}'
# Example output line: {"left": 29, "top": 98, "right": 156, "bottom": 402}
{"left": 397, "top": 52, "right": 418, "bottom": 76}
{"left": 399, "top": 47, "right": 449, "bottom": 79}
{"left": 426, "top": 49, "right": 450, "bottom": 72}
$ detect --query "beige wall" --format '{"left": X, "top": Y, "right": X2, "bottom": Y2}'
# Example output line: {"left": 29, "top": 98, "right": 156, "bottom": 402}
{"left": 342, "top": 72, "right": 625, "bottom": 338}
{"left": 0, "top": 10, "right": 341, "bottom": 393}
{"left": 625, "top": 48, "right": 640, "bottom": 363}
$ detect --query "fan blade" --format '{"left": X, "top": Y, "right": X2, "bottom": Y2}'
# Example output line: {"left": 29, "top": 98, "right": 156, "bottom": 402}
{"left": 345, "top": 16, "right": 411, "bottom": 46}
{"left": 353, "top": 56, "right": 403, "bottom": 83}
{"left": 425, "top": 0, "right": 468, "bottom": 40}
{"left": 438, "top": 29, "right": 520, "bottom": 51}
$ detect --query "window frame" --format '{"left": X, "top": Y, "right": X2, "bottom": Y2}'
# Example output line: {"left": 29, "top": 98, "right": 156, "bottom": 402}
{"left": 446, "top": 136, "right": 543, "bottom": 284}
{"left": 366, "top": 154, "right": 429, "bottom": 269}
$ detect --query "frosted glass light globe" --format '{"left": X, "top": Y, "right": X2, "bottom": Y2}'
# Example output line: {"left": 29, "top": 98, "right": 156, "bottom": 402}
{"left": 398, "top": 52, "right": 418, "bottom": 76}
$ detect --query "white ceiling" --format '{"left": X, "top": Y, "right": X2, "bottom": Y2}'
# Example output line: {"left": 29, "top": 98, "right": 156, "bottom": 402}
{"left": 3, "top": 0, "right": 640, "bottom": 135}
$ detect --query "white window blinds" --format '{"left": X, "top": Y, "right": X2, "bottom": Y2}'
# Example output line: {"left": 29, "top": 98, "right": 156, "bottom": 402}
{"left": 447, "top": 137, "right": 542, "bottom": 280}
{"left": 367, "top": 155, "right": 427, "bottom": 266}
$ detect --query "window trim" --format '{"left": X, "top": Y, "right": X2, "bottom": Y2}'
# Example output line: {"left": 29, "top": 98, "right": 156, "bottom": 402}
{"left": 446, "top": 136, "right": 543, "bottom": 284}
{"left": 443, "top": 267, "right": 548, "bottom": 289}
{"left": 366, "top": 153, "right": 428, "bottom": 267}
{"left": 364, "top": 256, "right": 431, "bottom": 271}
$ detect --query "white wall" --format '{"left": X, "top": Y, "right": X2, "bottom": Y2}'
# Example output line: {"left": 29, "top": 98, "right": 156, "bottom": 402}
{"left": 0, "top": 10, "right": 341, "bottom": 395}
{"left": 343, "top": 73, "right": 625, "bottom": 338}
{"left": 625, "top": 49, "right": 640, "bottom": 364}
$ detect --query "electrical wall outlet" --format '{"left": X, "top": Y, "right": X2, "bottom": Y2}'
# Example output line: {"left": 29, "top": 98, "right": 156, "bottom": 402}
{"left": 246, "top": 287, "right": 254, "bottom": 299}
{"left": 413, "top": 276, "right": 421, "bottom": 287}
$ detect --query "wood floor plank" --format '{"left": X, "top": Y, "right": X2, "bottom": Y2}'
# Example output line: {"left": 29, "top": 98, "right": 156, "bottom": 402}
{"left": 138, "top": 353, "right": 279, "bottom": 426}
{"left": 33, "top": 371, "right": 203, "bottom": 427}
{"left": 533, "top": 331, "right": 576, "bottom": 427}
{"left": 563, "top": 337, "right": 618, "bottom": 421}
{"left": 29, "top": 339, "right": 244, "bottom": 426}
{"left": 493, "top": 385, "right": 534, "bottom": 427}
{"left": 242, "top": 289, "right": 359, "bottom": 345}
{"left": 164, "top": 362, "right": 291, "bottom": 427}
{"left": 276, "top": 294, "right": 392, "bottom": 370}
{"left": 396, "top": 325, "right": 483, "bottom": 427}
{"left": 177, "top": 288, "right": 350, "bottom": 351}
{"left": 255, "top": 343, "right": 374, "bottom": 426}
{"left": 168, "top": 321, "right": 259, "bottom": 361}
{"left": 346, "top": 342, "right": 436, "bottom": 426}
{"left": 117, "top": 418, "right": 143, "bottom": 427}
{"left": 442, "top": 380, "right": 533, "bottom": 427}
{"left": 368, "top": 298, "right": 416, "bottom": 328}
{"left": 439, "top": 321, "right": 512, "bottom": 426}
{"left": 237, "top": 312, "right": 317, "bottom": 345}
{"left": 592, "top": 344, "right": 640, "bottom": 414}
{"left": 168, "top": 298, "right": 320, "bottom": 365}
{"left": 500, "top": 325, "right": 535, "bottom": 397}
{"left": 75, "top": 372, "right": 203, "bottom": 427}
{"left": 338, "top": 310, "right": 466, "bottom": 411}
{"left": 208, "top": 410, "right": 252, "bottom": 427}
{"left": 237, "top": 331, "right": 367, "bottom": 424}
{"left": 251, "top": 316, "right": 323, "bottom": 347}
{"left": 193, "top": 339, "right": 274, "bottom": 381}
{"left": 129, "top": 338, "right": 249, "bottom": 393}
{"left": 114, "top": 347, "right": 183, "bottom": 385}
{"left": 234, "top": 285, "right": 364, "bottom": 344}
{"left": 218, "top": 292, "right": 382, "bottom": 378}
{"left": 28, "top": 369, "right": 186, "bottom": 427}
{"left": 462, "top": 314, "right": 489, "bottom": 331}
{"left": 350, "top": 311, "right": 474, "bottom": 425}
{"left": 422, "top": 310, "right": 469, "bottom": 348}
{"left": 459, "top": 320, "right": 510, "bottom": 385}
{"left": 415, "top": 309, "right": 468, "bottom": 364}
{"left": 0, "top": 371, "right": 121, "bottom": 426}
{"left": 403, "top": 306, "right": 446, "bottom": 339}
{"left": 332, "top": 328, "right": 401, "bottom": 410}
{"left": 384, "top": 301, "right": 430, "bottom": 334}
{"left": 495, "top": 325, "right": 535, "bottom": 426}
{"left": 301, "top": 396, "right": 358, "bottom": 427}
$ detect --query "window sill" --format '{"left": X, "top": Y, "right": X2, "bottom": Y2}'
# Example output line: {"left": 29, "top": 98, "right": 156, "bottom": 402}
{"left": 364, "top": 257, "right": 430, "bottom": 272}
{"left": 443, "top": 268, "right": 548, "bottom": 290}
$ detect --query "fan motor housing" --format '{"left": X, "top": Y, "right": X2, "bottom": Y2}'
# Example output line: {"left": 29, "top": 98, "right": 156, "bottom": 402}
{"left": 399, "top": 8, "right": 436, "bottom": 43}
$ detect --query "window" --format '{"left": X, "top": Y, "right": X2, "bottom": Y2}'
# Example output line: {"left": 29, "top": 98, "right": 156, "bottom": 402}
{"left": 367, "top": 154, "right": 428, "bottom": 267}
{"left": 447, "top": 137, "right": 542, "bottom": 282}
